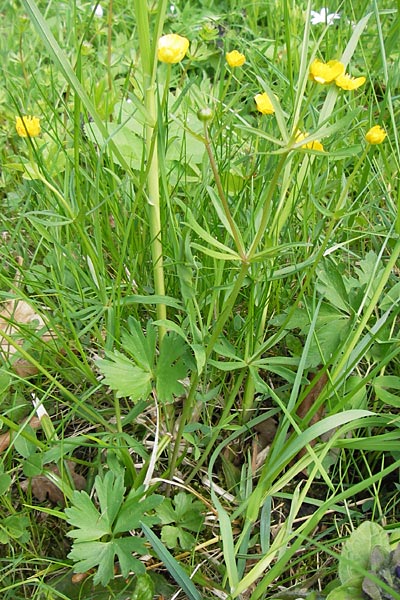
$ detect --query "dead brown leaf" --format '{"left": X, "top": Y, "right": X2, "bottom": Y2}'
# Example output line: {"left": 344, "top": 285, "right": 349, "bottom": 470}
{"left": 21, "top": 461, "right": 86, "bottom": 506}
{"left": 252, "top": 417, "right": 278, "bottom": 471}
{"left": 297, "top": 370, "right": 328, "bottom": 425}
{"left": 0, "top": 416, "right": 41, "bottom": 453}
{"left": 294, "top": 369, "right": 329, "bottom": 468}
{"left": 0, "top": 298, "right": 54, "bottom": 376}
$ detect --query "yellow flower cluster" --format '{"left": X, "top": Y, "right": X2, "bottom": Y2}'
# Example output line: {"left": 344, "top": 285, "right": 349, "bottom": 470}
{"left": 335, "top": 73, "right": 366, "bottom": 90}
{"left": 365, "top": 125, "right": 386, "bottom": 145}
{"left": 157, "top": 33, "right": 189, "bottom": 64}
{"left": 309, "top": 59, "right": 344, "bottom": 84}
{"left": 254, "top": 92, "right": 274, "bottom": 115}
{"left": 295, "top": 130, "right": 324, "bottom": 152}
{"left": 15, "top": 115, "right": 41, "bottom": 137}
{"left": 226, "top": 50, "right": 246, "bottom": 68}
{"left": 309, "top": 58, "right": 365, "bottom": 90}
{"left": 154, "top": 41, "right": 385, "bottom": 151}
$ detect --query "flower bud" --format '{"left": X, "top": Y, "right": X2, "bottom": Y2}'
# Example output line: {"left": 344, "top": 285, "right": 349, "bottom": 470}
{"left": 197, "top": 107, "right": 214, "bottom": 122}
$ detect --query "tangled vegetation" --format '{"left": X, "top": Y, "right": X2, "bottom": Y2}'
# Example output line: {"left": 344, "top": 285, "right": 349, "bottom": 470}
{"left": 0, "top": 0, "right": 399, "bottom": 598}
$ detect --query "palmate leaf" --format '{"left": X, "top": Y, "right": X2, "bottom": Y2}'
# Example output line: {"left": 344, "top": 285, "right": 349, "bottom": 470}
{"left": 173, "top": 492, "right": 204, "bottom": 532}
{"left": 67, "top": 538, "right": 147, "bottom": 586}
{"left": 95, "top": 471, "right": 125, "bottom": 528}
{"left": 65, "top": 473, "right": 162, "bottom": 586}
{"left": 158, "top": 492, "right": 204, "bottom": 550}
{"left": 97, "top": 323, "right": 190, "bottom": 404}
{"left": 156, "top": 333, "right": 189, "bottom": 403}
{"left": 114, "top": 488, "right": 163, "bottom": 534}
{"left": 97, "top": 350, "right": 153, "bottom": 402}
{"left": 68, "top": 541, "right": 115, "bottom": 585}
{"left": 122, "top": 317, "right": 156, "bottom": 371}
{"left": 65, "top": 490, "right": 110, "bottom": 541}
{"left": 161, "top": 525, "right": 196, "bottom": 550}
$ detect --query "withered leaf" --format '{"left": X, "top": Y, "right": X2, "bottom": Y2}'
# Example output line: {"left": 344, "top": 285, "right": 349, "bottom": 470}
{"left": 254, "top": 417, "right": 278, "bottom": 448}
{"left": 0, "top": 298, "right": 55, "bottom": 376}
{"left": 294, "top": 369, "right": 329, "bottom": 469}
{"left": 0, "top": 417, "right": 41, "bottom": 453}
{"left": 21, "top": 461, "right": 86, "bottom": 506}
{"left": 297, "top": 370, "right": 328, "bottom": 425}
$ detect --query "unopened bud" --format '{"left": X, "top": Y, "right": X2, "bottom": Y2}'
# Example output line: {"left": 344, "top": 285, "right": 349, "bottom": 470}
{"left": 197, "top": 107, "right": 214, "bottom": 122}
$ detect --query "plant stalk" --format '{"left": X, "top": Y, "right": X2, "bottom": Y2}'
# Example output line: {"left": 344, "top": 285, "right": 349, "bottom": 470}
{"left": 132, "top": 0, "right": 168, "bottom": 340}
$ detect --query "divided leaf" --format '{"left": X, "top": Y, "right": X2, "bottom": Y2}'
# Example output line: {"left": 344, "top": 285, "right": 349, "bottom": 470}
{"left": 97, "top": 350, "right": 153, "bottom": 402}
{"left": 114, "top": 490, "right": 163, "bottom": 534}
{"left": 65, "top": 489, "right": 110, "bottom": 540}
{"left": 156, "top": 333, "right": 189, "bottom": 403}
{"left": 122, "top": 317, "right": 156, "bottom": 371}
{"left": 97, "top": 319, "right": 190, "bottom": 404}
{"left": 65, "top": 471, "right": 162, "bottom": 586}
{"left": 95, "top": 471, "right": 125, "bottom": 528}
{"left": 157, "top": 492, "right": 204, "bottom": 550}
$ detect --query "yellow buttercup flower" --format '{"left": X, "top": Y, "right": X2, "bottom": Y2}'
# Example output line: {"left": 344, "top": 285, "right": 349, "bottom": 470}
{"left": 157, "top": 33, "right": 189, "bottom": 64}
{"left": 15, "top": 115, "right": 41, "bottom": 137}
{"left": 309, "top": 59, "right": 345, "bottom": 84}
{"left": 295, "top": 130, "right": 324, "bottom": 152}
{"left": 226, "top": 50, "right": 246, "bottom": 67}
{"left": 335, "top": 73, "right": 366, "bottom": 90}
{"left": 254, "top": 92, "right": 274, "bottom": 115}
{"left": 365, "top": 125, "right": 386, "bottom": 145}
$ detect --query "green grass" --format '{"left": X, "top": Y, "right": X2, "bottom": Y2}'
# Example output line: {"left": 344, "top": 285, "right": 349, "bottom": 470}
{"left": 0, "top": 0, "right": 400, "bottom": 598}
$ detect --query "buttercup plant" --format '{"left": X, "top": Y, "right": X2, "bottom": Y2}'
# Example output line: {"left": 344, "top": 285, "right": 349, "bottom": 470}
{"left": 157, "top": 33, "right": 189, "bottom": 64}
{"left": 4, "top": 0, "right": 399, "bottom": 597}
{"left": 295, "top": 129, "right": 324, "bottom": 151}
{"left": 335, "top": 72, "right": 366, "bottom": 89}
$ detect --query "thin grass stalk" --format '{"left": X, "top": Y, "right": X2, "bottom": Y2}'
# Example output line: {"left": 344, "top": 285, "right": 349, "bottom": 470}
{"left": 107, "top": 0, "right": 113, "bottom": 91}
{"left": 22, "top": 0, "right": 136, "bottom": 175}
{"left": 372, "top": 0, "right": 400, "bottom": 234}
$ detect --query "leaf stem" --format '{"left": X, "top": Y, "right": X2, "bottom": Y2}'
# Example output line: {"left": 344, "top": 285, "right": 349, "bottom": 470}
{"left": 203, "top": 122, "right": 246, "bottom": 260}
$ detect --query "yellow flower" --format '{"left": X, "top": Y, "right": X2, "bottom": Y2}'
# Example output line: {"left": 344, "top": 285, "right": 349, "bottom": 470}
{"left": 226, "top": 50, "right": 246, "bottom": 67}
{"left": 365, "top": 125, "right": 386, "bottom": 145}
{"left": 309, "top": 59, "right": 345, "bottom": 84}
{"left": 15, "top": 115, "right": 41, "bottom": 137}
{"left": 157, "top": 33, "right": 189, "bottom": 64}
{"left": 295, "top": 130, "right": 324, "bottom": 152}
{"left": 254, "top": 92, "right": 274, "bottom": 115}
{"left": 335, "top": 73, "right": 366, "bottom": 90}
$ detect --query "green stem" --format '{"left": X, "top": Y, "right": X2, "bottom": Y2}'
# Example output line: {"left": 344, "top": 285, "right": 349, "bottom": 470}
{"left": 203, "top": 122, "right": 246, "bottom": 260}
{"left": 132, "top": 0, "right": 168, "bottom": 340}
{"left": 187, "top": 369, "right": 247, "bottom": 482}
{"left": 333, "top": 145, "right": 370, "bottom": 217}
{"left": 169, "top": 144, "right": 290, "bottom": 477}
{"left": 248, "top": 152, "right": 289, "bottom": 259}
{"left": 169, "top": 262, "right": 250, "bottom": 476}
{"left": 240, "top": 145, "right": 369, "bottom": 420}
{"left": 107, "top": 0, "right": 113, "bottom": 91}
{"left": 145, "top": 85, "right": 167, "bottom": 337}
